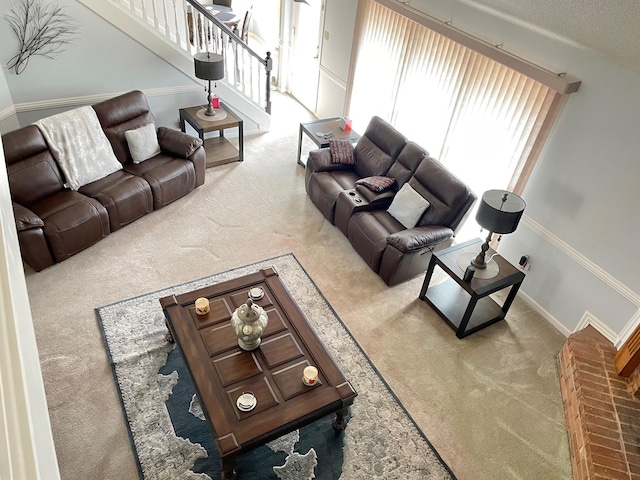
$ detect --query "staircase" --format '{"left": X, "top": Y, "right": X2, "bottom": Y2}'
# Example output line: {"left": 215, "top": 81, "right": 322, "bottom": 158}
{"left": 77, "top": 0, "right": 272, "bottom": 130}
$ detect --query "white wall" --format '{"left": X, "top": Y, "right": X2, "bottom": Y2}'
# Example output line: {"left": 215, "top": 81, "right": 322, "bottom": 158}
{"left": 0, "top": 69, "right": 19, "bottom": 133}
{"left": 316, "top": 0, "right": 358, "bottom": 118}
{"left": 0, "top": 137, "right": 60, "bottom": 479}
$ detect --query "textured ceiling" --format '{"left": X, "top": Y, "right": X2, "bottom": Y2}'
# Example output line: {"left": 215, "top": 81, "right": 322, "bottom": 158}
{"left": 464, "top": 0, "right": 640, "bottom": 75}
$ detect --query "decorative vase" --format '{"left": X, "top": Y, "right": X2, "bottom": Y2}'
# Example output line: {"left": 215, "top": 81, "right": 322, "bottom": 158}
{"left": 230, "top": 298, "right": 268, "bottom": 351}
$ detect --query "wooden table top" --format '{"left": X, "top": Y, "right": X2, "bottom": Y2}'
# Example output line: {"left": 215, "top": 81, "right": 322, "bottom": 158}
{"left": 180, "top": 104, "right": 242, "bottom": 133}
{"left": 159, "top": 267, "right": 356, "bottom": 459}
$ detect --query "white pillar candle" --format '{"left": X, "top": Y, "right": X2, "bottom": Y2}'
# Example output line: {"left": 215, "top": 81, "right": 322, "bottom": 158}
{"left": 303, "top": 365, "right": 318, "bottom": 386}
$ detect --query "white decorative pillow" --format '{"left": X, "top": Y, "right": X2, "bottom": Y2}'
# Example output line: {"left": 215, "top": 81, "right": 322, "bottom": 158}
{"left": 387, "top": 183, "right": 431, "bottom": 229}
{"left": 125, "top": 123, "right": 161, "bottom": 164}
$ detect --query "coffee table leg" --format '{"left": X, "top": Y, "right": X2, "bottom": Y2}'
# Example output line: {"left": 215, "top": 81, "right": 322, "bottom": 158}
{"left": 332, "top": 406, "right": 350, "bottom": 431}
{"left": 221, "top": 457, "right": 236, "bottom": 479}
{"left": 164, "top": 320, "right": 174, "bottom": 343}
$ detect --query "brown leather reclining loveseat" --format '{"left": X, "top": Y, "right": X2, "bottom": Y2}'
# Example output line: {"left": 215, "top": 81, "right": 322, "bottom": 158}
{"left": 305, "top": 116, "right": 476, "bottom": 285}
{"left": 4, "top": 90, "right": 205, "bottom": 271}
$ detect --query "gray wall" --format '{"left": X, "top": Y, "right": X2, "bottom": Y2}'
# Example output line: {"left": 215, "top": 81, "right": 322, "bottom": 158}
{"left": 412, "top": 0, "right": 640, "bottom": 340}
{"left": 317, "top": 0, "right": 640, "bottom": 341}
{"left": 0, "top": 0, "right": 208, "bottom": 129}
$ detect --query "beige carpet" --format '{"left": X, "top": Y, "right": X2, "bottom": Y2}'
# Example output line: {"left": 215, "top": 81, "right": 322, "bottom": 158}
{"left": 24, "top": 92, "right": 571, "bottom": 480}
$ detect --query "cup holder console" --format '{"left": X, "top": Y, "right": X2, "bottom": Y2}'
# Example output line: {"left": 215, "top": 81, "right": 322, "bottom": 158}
{"left": 346, "top": 190, "right": 363, "bottom": 203}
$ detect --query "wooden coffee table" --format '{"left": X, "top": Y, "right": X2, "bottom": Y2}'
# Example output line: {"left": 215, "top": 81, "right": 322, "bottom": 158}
{"left": 159, "top": 267, "right": 357, "bottom": 479}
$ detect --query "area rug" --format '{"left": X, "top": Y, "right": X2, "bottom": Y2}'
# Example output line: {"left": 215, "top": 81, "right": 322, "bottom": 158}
{"left": 96, "top": 253, "right": 456, "bottom": 480}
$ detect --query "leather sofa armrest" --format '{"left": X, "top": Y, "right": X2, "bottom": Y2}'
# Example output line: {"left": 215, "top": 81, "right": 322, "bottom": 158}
{"left": 157, "top": 127, "right": 203, "bottom": 158}
{"left": 307, "top": 148, "right": 351, "bottom": 174}
{"left": 387, "top": 225, "right": 453, "bottom": 253}
{"left": 13, "top": 203, "right": 44, "bottom": 231}
{"left": 355, "top": 186, "right": 396, "bottom": 206}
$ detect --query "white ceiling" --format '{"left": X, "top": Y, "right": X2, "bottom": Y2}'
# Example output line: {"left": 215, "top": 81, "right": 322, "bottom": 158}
{"left": 464, "top": 0, "right": 640, "bottom": 76}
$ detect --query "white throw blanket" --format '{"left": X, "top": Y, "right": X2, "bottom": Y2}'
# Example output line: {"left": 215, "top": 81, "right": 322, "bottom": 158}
{"left": 35, "top": 106, "right": 122, "bottom": 190}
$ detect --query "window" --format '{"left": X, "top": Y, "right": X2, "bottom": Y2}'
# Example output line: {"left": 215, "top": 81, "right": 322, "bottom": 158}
{"left": 349, "top": 0, "right": 576, "bottom": 239}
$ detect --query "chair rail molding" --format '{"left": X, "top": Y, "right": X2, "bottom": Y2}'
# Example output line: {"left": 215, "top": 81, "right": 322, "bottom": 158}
{"left": 0, "top": 105, "right": 17, "bottom": 122}
{"left": 13, "top": 85, "right": 201, "bottom": 113}
{"left": 521, "top": 214, "right": 640, "bottom": 347}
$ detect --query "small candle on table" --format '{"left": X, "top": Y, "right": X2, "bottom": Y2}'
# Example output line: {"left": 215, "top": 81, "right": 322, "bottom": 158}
{"left": 195, "top": 297, "right": 210, "bottom": 315}
{"left": 303, "top": 365, "right": 318, "bottom": 386}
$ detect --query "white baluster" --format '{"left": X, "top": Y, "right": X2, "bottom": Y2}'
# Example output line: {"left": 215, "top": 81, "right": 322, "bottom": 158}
{"left": 161, "top": 0, "right": 170, "bottom": 39}
{"left": 150, "top": 0, "right": 158, "bottom": 29}
{"left": 172, "top": 0, "right": 182, "bottom": 48}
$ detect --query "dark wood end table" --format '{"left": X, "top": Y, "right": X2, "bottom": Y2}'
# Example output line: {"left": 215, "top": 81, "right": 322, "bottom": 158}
{"left": 160, "top": 267, "right": 357, "bottom": 479}
{"left": 297, "top": 117, "right": 361, "bottom": 166}
{"left": 179, "top": 102, "right": 244, "bottom": 168}
{"left": 419, "top": 238, "right": 526, "bottom": 338}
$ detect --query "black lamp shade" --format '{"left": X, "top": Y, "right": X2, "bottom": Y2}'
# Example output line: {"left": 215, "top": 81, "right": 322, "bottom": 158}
{"left": 194, "top": 52, "right": 224, "bottom": 81}
{"left": 475, "top": 190, "right": 526, "bottom": 234}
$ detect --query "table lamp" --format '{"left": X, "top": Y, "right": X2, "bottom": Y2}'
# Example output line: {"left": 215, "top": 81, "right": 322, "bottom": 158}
{"left": 458, "top": 190, "right": 526, "bottom": 279}
{"left": 194, "top": 52, "right": 224, "bottom": 116}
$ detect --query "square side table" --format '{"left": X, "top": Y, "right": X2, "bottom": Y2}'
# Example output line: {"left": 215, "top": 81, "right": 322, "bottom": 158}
{"left": 179, "top": 102, "right": 244, "bottom": 168}
{"left": 297, "top": 117, "right": 360, "bottom": 166}
{"left": 419, "top": 238, "right": 525, "bottom": 338}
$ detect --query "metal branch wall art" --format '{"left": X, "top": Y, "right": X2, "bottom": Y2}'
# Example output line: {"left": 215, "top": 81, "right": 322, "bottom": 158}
{"left": 4, "top": 0, "right": 81, "bottom": 75}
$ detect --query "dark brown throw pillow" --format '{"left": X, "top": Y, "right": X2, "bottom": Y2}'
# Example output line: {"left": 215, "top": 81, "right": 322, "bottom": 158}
{"left": 329, "top": 139, "right": 355, "bottom": 165}
{"left": 355, "top": 176, "right": 396, "bottom": 192}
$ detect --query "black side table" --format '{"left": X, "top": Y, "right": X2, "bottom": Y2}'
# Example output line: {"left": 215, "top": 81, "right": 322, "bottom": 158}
{"left": 419, "top": 238, "right": 525, "bottom": 338}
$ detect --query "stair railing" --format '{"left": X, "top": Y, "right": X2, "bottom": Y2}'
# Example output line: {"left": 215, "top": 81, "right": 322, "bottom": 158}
{"left": 109, "top": 0, "right": 272, "bottom": 114}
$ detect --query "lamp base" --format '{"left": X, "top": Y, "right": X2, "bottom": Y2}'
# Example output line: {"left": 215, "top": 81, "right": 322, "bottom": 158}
{"left": 204, "top": 104, "right": 216, "bottom": 116}
{"left": 456, "top": 252, "right": 499, "bottom": 279}
{"left": 196, "top": 108, "right": 228, "bottom": 122}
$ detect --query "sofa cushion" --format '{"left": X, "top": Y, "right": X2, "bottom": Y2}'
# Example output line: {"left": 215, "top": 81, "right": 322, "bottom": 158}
{"left": 410, "top": 156, "right": 473, "bottom": 228}
{"left": 5, "top": 125, "right": 66, "bottom": 206}
{"left": 329, "top": 139, "right": 355, "bottom": 165}
{"left": 30, "top": 191, "right": 110, "bottom": 262}
{"left": 93, "top": 90, "right": 156, "bottom": 164}
{"left": 124, "top": 154, "right": 196, "bottom": 210}
{"left": 353, "top": 116, "right": 407, "bottom": 178}
{"left": 387, "top": 141, "right": 426, "bottom": 187}
{"left": 353, "top": 135, "right": 395, "bottom": 178}
{"left": 306, "top": 170, "right": 361, "bottom": 223}
{"left": 355, "top": 176, "right": 396, "bottom": 192}
{"left": 348, "top": 209, "right": 405, "bottom": 272}
{"left": 79, "top": 171, "right": 153, "bottom": 231}
{"left": 387, "top": 183, "right": 430, "bottom": 229}
{"left": 125, "top": 123, "right": 161, "bottom": 163}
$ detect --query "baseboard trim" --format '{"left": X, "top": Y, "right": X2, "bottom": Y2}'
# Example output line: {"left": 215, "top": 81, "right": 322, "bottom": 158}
{"left": 522, "top": 214, "right": 640, "bottom": 347}
{"left": 14, "top": 85, "right": 201, "bottom": 113}
{"left": 522, "top": 215, "right": 640, "bottom": 307}
{"left": 575, "top": 311, "right": 617, "bottom": 344}
{"left": 518, "top": 290, "right": 571, "bottom": 337}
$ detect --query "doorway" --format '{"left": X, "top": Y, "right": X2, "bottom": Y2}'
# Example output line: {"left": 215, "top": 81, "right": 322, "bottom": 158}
{"left": 289, "top": 0, "right": 324, "bottom": 114}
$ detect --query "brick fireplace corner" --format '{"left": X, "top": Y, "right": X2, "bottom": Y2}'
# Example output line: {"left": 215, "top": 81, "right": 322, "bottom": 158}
{"left": 559, "top": 325, "right": 640, "bottom": 479}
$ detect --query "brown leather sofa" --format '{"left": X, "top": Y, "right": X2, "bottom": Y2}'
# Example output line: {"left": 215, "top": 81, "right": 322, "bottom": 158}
{"left": 305, "top": 116, "right": 476, "bottom": 285}
{"left": 4, "top": 90, "right": 205, "bottom": 271}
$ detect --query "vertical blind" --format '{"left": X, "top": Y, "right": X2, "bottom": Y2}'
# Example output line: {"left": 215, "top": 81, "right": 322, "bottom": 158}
{"left": 350, "top": 0, "right": 559, "bottom": 222}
